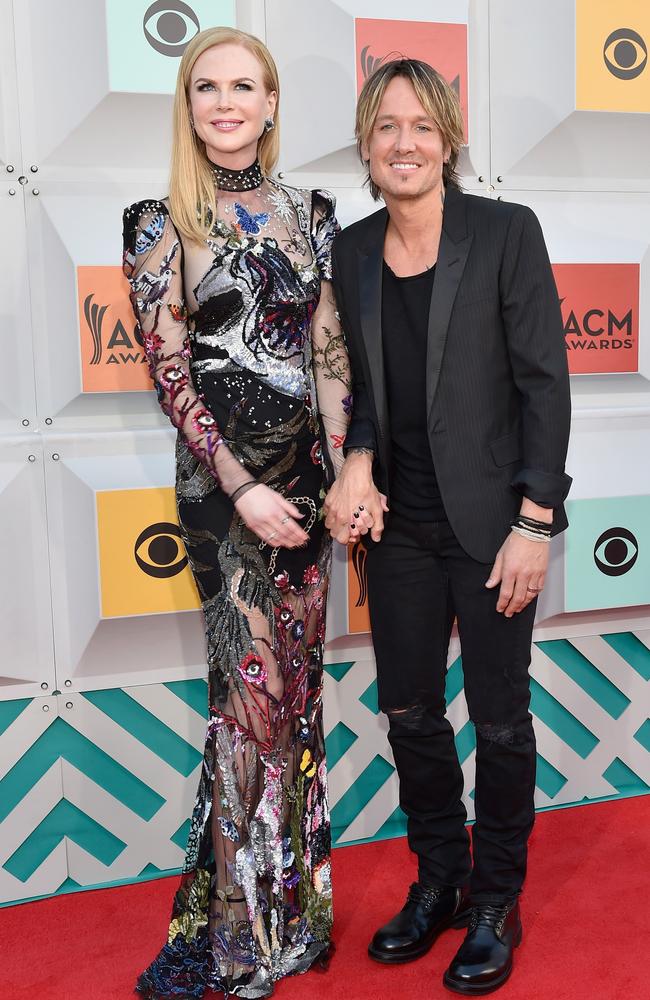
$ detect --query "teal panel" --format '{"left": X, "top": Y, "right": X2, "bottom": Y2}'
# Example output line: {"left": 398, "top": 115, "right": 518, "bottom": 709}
{"left": 324, "top": 661, "right": 356, "bottom": 682}
{"left": 373, "top": 804, "right": 407, "bottom": 841}
{"left": 454, "top": 720, "right": 476, "bottom": 764}
{"left": 0, "top": 718, "right": 164, "bottom": 823}
{"left": 601, "top": 632, "right": 650, "bottom": 681}
{"left": 331, "top": 755, "right": 395, "bottom": 842}
{"left": 106, "top": 0, "right": 236, "bottom": 95}
{"left": 602, "top": 757, "right": 649, "bottom": 795}
{"left": 634, "top": 719, "right": 650, "bottom": 752}
{"left": 139, "top": 863, "right": 163, "bottom": 876}
{"left": 445, "top": 656, "right": 465, "bottom": 704}
{"left": 3, "top": 799, "right": 127, "bottom": 882}
{"left": 0, "top": 698, "right": 32, "bottom": 736}
{"left": 359, "top": 679, "right": 380, "bottom": 716}
{"left": 82, "top": 689, "right": 202, "bottom": 777}
{"left": 529, "top": 677, "right": 599, "bottom": 758}
{"left": 564, "top": 496, "right": 650, "bottom": 611}
{"left": 536, "top": 639, "right": 631, "bottom": 719}
{"left": 535, "top": 753, "right": 568, "bottom": 799}
{"left": 171, "top": 819, "right": 191, "bottom": 851}
{"left": 164, "top": 680, "right": 208, "bottom": 716}
{"left": 325, "top": 722, "right": 358, "bottom": 770}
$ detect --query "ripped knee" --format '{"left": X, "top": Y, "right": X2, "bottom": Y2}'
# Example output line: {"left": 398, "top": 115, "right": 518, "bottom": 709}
{"left": 385, "top": 703, "right": 427, "bottom": 731}
{"left": 474, "top": 722, "right": 515, "bottom": 746}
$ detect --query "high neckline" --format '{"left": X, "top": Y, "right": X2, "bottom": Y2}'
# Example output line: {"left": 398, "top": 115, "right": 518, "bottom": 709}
{"left": 211, "top": 159, "right": 263, "bottom": 192}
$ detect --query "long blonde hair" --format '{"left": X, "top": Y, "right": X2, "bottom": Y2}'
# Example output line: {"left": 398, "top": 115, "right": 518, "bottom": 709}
{"left": 169, "top": 27, "right": 280, "bottom": 243}
{"left": 356, "top": 58, "right": 464, "bottom": 200}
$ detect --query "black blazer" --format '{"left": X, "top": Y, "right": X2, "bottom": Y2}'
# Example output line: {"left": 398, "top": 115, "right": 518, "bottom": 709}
{"left": 331, "top": 186, "right": 572, "bottom": 563}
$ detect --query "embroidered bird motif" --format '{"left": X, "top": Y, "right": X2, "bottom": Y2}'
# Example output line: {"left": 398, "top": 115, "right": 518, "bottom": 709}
{"left": 132, "top": 242, "right": 179, "bottom": 313}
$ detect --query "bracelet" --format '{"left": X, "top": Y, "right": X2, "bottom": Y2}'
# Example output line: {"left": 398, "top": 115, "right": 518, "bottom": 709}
{"left": 515, "top": 514, "right": 553, "bottom": 532}
{"left": 511, "top": 525, "right": 550, "bottom": 543}
{"left": 229, "top": 481, "right": 259, "bottom": 503}
{"left": 348, "top": 447, "right": 374, "bottom": 457}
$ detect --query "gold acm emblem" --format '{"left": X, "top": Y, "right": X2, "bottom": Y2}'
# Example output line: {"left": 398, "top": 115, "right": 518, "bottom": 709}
{"left": 96, "top": 487, "right": 200, "bottom": 618}
{"left": 576, "top": 0, "right": 649, "bottom": 112}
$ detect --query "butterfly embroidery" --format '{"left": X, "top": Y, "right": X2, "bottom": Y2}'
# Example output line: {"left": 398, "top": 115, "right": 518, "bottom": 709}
{"left": 135, "top": 213, "right": 166, "bottom": 254}
{"left": 234, "top": 202, "right": 270, "bottom": 235}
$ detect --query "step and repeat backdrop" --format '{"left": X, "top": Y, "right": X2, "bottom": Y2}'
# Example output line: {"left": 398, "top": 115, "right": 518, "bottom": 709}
{"left": 1, "top": 0, "right": 649, "bottom": 906}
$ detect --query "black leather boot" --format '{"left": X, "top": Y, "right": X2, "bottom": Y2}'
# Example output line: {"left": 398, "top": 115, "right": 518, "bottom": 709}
{"left": 443, "top": 899, "right": 522, "bottom": 994}
{"left": 368, "top": 883, "right": 470, "bottom": 963}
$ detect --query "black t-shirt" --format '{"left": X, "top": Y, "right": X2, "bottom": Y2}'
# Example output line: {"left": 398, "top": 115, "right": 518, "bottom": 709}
{"left": 381, "top": 261, "right": 446, "bottom": 522}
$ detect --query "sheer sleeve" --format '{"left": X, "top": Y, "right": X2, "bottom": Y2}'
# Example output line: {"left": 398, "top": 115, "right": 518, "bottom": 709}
{"left": 122, "top": 200, "right": 256, "bottom": 500}
{"left": 309, "top": 190, "right": 352, "bottom": 478}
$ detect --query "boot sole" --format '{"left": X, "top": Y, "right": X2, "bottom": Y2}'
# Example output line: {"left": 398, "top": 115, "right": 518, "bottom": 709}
{"left": 368, "top": 909, "right": 471, "bottom": 965}
{"left": 442, "top": 926, "right": 522, "bottom": 995}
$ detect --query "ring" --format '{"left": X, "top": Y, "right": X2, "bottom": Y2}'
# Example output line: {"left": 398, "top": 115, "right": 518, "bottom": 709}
{"left": 526, "top": 586, "right": 541, "bottom": 592}
{"left": 281, "top": 516, "right": 290, "bottom": 524}
{"left": 267, "top": 531, "right": 278, "bottom": 541}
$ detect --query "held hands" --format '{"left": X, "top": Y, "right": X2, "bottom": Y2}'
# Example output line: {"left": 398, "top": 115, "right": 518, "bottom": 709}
{"left": 323, "top": 451, "right": 388, "bottom": 545}
{"left": 485, "top": 531, "right": 549, "bottom": 617}
{"left": 234, "top": 483, "right": 309, "bottom": 548}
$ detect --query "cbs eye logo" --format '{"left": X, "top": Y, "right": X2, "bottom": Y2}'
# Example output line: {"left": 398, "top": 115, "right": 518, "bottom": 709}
{"left": 603, "top": 28, "right": 648, "bottom": 80}
{"left": 593, "top": 526, "right": 639, "bottom": 577}
{"left": 143, "top": 1, "right": 200, "bottom": 56}
{"left": 134, "top": 521, "right": 188, "bottom": 578}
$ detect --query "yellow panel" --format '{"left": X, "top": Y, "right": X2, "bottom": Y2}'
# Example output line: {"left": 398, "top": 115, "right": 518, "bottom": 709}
{"left": 576, "top": 0, "right": 650, "bottom": 113}
{"left": 96, "top": 487, "right": 200, "bottom": 618}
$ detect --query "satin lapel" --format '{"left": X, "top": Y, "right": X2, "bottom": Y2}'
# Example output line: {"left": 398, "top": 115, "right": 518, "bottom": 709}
{"left": 426, "top": 225, "right": 473, "bottom": 418}
{"left": 357, "top": 241, "right": 388, "bottom": 441}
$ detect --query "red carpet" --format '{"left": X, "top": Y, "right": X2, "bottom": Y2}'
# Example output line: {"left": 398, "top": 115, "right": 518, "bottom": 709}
{"left": 2, "top": 796, "right": 647, "bottom": 1000}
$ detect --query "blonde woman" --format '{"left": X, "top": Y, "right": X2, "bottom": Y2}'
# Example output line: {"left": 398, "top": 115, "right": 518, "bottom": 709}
{"left": 123, "top": 27, "right": 350, "bottom": 998}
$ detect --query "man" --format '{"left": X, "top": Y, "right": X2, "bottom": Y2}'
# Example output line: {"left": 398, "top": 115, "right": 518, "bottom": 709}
{"left": 325, "top": 59, "right": 571, "bottom": 995}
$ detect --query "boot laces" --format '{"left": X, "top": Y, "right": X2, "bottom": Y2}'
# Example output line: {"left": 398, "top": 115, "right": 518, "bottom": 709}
{"left": 407, "top": 882, "right": 443, "bottom": 910}
{"left": 469, "top": 902, "right": 511, "bottom": 935}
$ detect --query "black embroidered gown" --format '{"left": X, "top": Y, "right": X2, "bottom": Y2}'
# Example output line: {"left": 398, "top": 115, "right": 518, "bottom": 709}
{"left": 122, "top": 168, "right": 350, "bottom": 999}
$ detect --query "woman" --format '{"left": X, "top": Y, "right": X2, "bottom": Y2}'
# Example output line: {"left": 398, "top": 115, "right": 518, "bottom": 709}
{"left": 123, "top": 26, "right": 350, "bottom": 999}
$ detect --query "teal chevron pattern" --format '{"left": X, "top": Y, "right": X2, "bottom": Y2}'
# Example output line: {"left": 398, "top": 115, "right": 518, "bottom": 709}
{"left": 1, "top": 632, "right": 649, "bottom": 905}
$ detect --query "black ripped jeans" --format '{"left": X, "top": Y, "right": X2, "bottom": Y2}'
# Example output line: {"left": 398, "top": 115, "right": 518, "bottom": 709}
{"left": 365, "top": 514, "right": 537, "bottom": 903}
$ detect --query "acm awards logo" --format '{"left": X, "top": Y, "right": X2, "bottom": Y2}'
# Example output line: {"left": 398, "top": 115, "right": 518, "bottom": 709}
{"left": 347, "top": 542, "right": 370, "bottom": 634}
{"left": 354, "top": 18, "right": 469, "bottom": 141}
{"left": 97, "top": 487, "right": 199, "bottom": 618}
{"left": 78, "top": 267, "right": 151, "bottom": 393}
{"left": 593, "top": 527, "right": 639, "bottom": 577}
{"left": 552, "top": 264, "right": 639, "bottom": 376}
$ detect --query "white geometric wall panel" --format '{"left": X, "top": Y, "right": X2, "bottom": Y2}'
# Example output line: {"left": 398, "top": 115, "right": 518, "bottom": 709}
{"left": 498, "top": 191, "right": 650, "bottom": 409}
{"left": 1, "top": 633, "right": 648, "bottom": 905}
{"left": 0, "top": 0, "right": 20, "bottom": 172}
{"left": 43, "top": 429, "right": 206, "bottom": 694}
{"left": 25, "top": 181, "right": 168, "bottom": 432}
{"left": 0, "top": 436, "right": 55, "bottom": 701}
{"left": 268, "top": 0, "right": 490, "bottom": 192}
{"left": 490, "top": 0, "right": 650, "bottom": 191}
{"left": 0, "top": 184, "right": 38, "bottom": 433}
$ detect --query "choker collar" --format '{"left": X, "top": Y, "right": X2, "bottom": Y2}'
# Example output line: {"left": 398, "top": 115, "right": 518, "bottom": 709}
{"left": 211, "top": 160, "right": 263, "bottom": 192}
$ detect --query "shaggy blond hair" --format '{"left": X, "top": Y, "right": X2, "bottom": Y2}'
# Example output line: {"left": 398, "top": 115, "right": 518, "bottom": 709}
{"left": 169, "top": 27, "right": 280, "bottom": 242}
{"left": 355, "top": 58, "right": 464, "bottom": 200}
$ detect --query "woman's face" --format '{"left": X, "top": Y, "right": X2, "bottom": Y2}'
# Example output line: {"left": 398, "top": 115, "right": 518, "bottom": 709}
{"left": 188, "top": 43, "right": 276, "bottom": 169}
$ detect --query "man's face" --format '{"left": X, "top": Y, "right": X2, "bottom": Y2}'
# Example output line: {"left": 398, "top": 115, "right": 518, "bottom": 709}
{"left": 363, "top": 76, "right": 449, "bottom": 202}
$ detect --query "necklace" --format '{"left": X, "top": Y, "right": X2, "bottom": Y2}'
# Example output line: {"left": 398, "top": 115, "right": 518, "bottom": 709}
{"left": 211, "top": 159, "right": 263, "bottom": 192}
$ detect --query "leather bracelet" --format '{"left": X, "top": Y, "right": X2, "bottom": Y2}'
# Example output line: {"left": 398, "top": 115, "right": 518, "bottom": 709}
{"left": 511, "top": 525, "right": 550, "bottom": 543}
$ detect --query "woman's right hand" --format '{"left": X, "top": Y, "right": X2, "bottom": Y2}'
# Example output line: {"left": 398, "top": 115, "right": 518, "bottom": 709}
{"left": 234, "top": 483, "right": 309, "bottom": 548}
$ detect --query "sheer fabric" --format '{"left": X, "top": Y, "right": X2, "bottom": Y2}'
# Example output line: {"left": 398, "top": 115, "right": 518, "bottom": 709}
{"left": 123, "top": 178, "right": 350, "bottom": 999}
